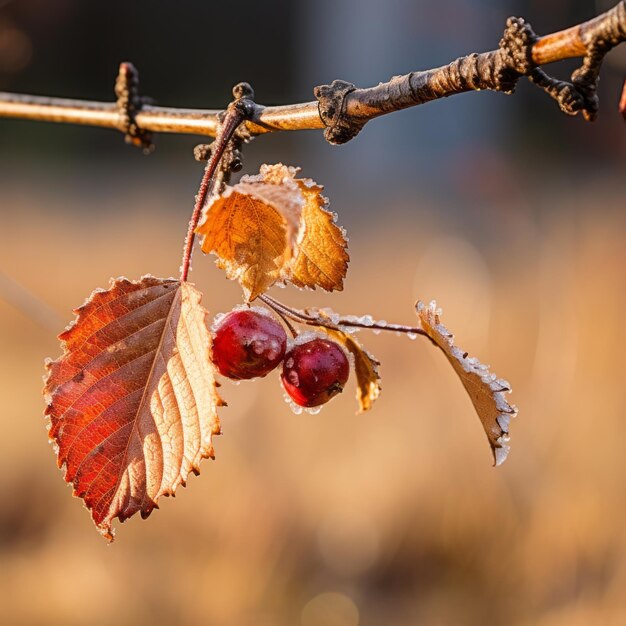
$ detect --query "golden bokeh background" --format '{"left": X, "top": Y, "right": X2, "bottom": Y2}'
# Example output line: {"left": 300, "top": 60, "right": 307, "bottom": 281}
{"left": 1, "top": 178, "right": 625, "bottom": 625}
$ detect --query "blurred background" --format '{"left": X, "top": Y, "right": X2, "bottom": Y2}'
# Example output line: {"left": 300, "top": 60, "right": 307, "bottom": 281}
{"left": 0, "top": 1, "right": 625, "bottom": 625}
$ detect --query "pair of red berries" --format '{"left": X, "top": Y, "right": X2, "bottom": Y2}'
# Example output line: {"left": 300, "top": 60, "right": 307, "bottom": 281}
{"left": 211, "top": 308, "right": 350, "bottom": 408}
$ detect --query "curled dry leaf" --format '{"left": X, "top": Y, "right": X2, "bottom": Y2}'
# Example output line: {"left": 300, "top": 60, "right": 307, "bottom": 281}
{"left": 288, "top": 179, "right": 349, "bottom": 292}
{"left": 321, "top": 326, "right": 382, "bottom": 413}
{"left": 416, "top": 300, "right": 517, "bottom": 466}
{"left": 196, "top": 163, "right": 348, "bottom": 299}
{"left": 196, "top": 163, "right": 304, "bottom": 300}
{"left": 44, "top": 276, "right": 224, "bottom": 540}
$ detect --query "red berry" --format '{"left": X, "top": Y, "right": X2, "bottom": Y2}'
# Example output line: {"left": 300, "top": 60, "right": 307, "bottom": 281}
{"left": 211, "top": 308, "right": 287, "bottom": 380}
{"left": 281, "top": 338, "right": 350, "bottom": 408}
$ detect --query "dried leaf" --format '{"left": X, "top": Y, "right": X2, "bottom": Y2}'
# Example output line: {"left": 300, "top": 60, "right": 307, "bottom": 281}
{"left": 416, "top": 300, "right": 517, "bottom": 466}
{"left": 323, "top": 327, "right": 381, "bottom": 413}
{"left": 44, "top": 276, "right": 223, "bottom": 540}
{"left": 288, "top": 179, "right": 349, "bottom": 291}
{"left": 196, "top": 163, "right": 304, "bottom": 300}
{"left": 197, "top": 163, "right": 349, "bottom": 298}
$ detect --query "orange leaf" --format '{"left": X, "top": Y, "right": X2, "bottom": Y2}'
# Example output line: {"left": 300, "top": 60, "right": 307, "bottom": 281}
{"left": 288, "top": 179, "right": 349, "bottom": 292}
{"left": 197, "top": 163, "right": 349, "bottom": 298}
{"left": 44, "top": 276, "right": 223, "bottom": 540}
{"left": 196, "top": 163, "right": 303, "bottom": 300}
{"left": 416, "top": 300, "right": 517, "bottom": 466}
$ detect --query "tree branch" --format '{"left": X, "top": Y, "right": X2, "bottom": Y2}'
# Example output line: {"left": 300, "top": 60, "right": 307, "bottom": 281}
{"left": 0, "top": 2, "right": 623, "bottom": 147}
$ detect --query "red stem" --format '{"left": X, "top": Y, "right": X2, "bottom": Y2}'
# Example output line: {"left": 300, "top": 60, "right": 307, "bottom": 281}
{"left": 261, "top": 298, "right": 298, "bottom": 338}
{"left": 259, "top": 294, "right": 428, "bottom": 338}
{"left": 180, "top": 105, "right": 245, "bottom": 282}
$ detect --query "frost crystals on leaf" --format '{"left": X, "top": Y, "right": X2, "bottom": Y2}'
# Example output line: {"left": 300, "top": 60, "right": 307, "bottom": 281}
{"left": 415, "top": 300, "right": 517, "bottom": 466}
{"left": 195, "top": 164, "right": 303, "bottom": 300}
{"left": 195, "top": 163, "right": 348, "bottom": 299}
{"left": 44, "top": 276, "right": 224, "bottom": 540}
{"left": 287, "top": 178, "right": 349, "bottom": 292}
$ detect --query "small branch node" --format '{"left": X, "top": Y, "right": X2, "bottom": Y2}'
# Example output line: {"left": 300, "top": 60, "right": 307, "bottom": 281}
{"left": 314, "top": 79, "right": 364, "bottom": 145}
{"left": 194, "top": 143, "right": 213, "bottom": 162}
{"left": 114, "top": 62, "right": 154, "bottom": 153}
{"left": 529, "top": 2, "right": 625, "bottom": 121}
{"left": 496, "top": 17, "right": 539, "bottom": 93}
{"left": 230, "top": 83, "right": 257, "bottom": 144}
{"left": 232, "top": 81, "right": 255, "bottom": 100}
{"left": 192, "top": 85, "right": 255, "bottom": 183}
{"left": 570, "top": 40, "right": 608, "bottom": 121}
{"left": 528, "top": 69, "right": 585, "bottom": 116}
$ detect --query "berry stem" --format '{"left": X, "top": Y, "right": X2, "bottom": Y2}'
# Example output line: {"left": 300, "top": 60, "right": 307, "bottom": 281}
{"left": 180, "top": 101, "right": 249, "bottom": 282}
{"left": 259, "top": 294, "right": 429, "bottom": 338}
{"left": 259, "top": 297, "right": 299, "bottom": 338}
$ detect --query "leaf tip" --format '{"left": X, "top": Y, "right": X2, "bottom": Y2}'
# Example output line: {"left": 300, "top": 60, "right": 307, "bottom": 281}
{"left": 493, "top": 443, "right": 510, "bottom": 467}
{"left": 98, "top": 523, "right": 115, "bottom": 543}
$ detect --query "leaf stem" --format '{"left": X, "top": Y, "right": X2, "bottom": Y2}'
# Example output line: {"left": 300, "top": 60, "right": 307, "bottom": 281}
{"left": 260, "top": 297, "right": 299, "bottom": 338}
{"left": 180, "top": 100, "right": 249, "bottom": 282}
{"left": 259, "top": 294, "right": 428, "bottom": 338}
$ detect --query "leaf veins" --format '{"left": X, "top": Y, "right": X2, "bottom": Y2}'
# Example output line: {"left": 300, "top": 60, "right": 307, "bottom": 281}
{"left": 288, "top": 179, "right": 349, "bottom": 292}
{"left": 196, "top": 163, "right": 348, "bottom": 299}
{"left": 196, "top": 164, "right": 303, "bottom": 300}
{"left": 44, "top": 276, "right": 224, "bottom": 540}
{"left": 416, "top": 300, "right": 517, "bottom": 466}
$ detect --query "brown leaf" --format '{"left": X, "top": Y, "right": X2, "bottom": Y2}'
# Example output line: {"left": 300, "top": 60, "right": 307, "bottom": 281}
{"left": 44, "top": 276, "right": 224, "bottom": 540}
{"left": 323, "top": 327, "right": 381, "bottom": 413}
{"left": 196, "top": 163, "right": 303, "bottom": 300}
{"left": 288, "top": 179, "right": 349, "bottom": 292}
{"left": 416, "top": 300, "right": 517, "bottom": 466}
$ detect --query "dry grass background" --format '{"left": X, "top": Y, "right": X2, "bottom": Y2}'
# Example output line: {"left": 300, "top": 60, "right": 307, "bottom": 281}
{"left": 0, "top": 173, "right": 625, "bottom": 626}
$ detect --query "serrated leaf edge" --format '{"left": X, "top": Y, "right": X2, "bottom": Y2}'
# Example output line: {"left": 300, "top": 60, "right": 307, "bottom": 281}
{"left": 416, "top": 300, "right": 518, "bottom": 466}
{"left": 43, "top": 275, "right": 224, "bottom": 540}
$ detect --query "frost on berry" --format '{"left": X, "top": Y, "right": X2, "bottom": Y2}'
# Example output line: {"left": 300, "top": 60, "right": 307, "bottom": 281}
{"left": 322, "top": 327, "right": 382, "bottom": 413}
{"left": 281, "top": 337, "right": 350, "bottom": 408}
{"left": 211, "top": 307, "right": 287, "bottom": 380}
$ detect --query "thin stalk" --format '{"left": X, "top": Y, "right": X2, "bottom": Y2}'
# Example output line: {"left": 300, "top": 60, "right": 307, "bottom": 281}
{"left": 259, "top": 294, "right": 428, "bottom": 338}
{"left": 180, "top": 104, "right": 245, "bottom": 282}
{"left": 260, "top": 297, "right": 299, "bottom": 338}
